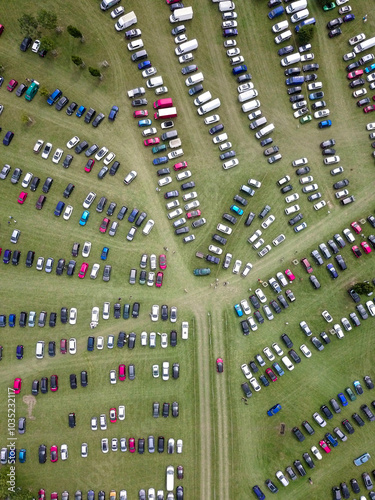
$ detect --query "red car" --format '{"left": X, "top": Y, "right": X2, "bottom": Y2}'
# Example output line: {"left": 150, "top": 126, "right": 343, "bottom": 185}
{"left": 78, "top": 262, "right": 89, "bottom": 278}
{"left": 99, "top": 217, "right": 110, "bottom": 233}
{"left": 285, "top": 269, "right": 295, "bottom": 281}
{"left": 51, "top": 494, "right": 58, "bottom": 500}
{"left": 361, "top": 241, "right": 372, "bottom": 254}
{"left": 18, "top": 191, "right": 28, "bottom": 204}
{"left": 109, "top": 408, "right": 117, "bottom": 423}
{"left": 50, "top": 374, "right": 58, "bottom": 392}
{"left": 216, "top": 358, "right": 224, "bottom": 373}
{"left": 351, "top": 221, "right": 362, "bottom": 234}
{"left": 174, "top": 161, "right": 188, "bottom": 171}
{"left": 364, "top": 105, "right": 375, "bottom": 113}
{"left": 129, "top": 438, "right": 136, "bottom": 453}
{"left": 38, "top": 489, "right": 46, "bottom": 500}
{"left": 13, "top": 378, "right": 22, "bottom": 394}
{"left": 156, "top": 271, "right": 164, "bottom": 288}
{"left": 265, "top": 368, "right": 277, "bottom": 382}
{"left": 159, "top": 254, "right": 167, "bottom": 269}
{"left": 7, "top": 79, "right": 18, "bottom": 92}
{"left": 119, "top": 364, "right": 126, "bottom": 381}
{"left": 186, "top": 210, "right": 201, "bottom": 219}
{"left": 84, "top": 159, "right": 95, "bottom": 172}
{"left": 352, "top": 245, "right": 362, "bottom": 258}
{"left": 301, "top": 258, "right": 313, "bottom": 274}
{"left": 319, "top": 440, "right": 331, "bottom": 453}
{"left": 144, "top": 137, "right": 160, "bottom": 146}
{"left": 133, "top": 110, "right": 148, "bottom": 118}
{"left": 347, "top": 69, "right": 364, "bottom": 79}
{"left": 50, "top": 445, "right": 58, "bottom": 462}
{"left": 60, "top": 339, "right": 67, "bottom": 354}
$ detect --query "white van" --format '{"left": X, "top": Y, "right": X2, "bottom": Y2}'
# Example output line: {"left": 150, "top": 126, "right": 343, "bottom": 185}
{"left": 219, "top": 1, "right": 235, "bottom": 12}
{"left": 275, "top": 30, "right": 292, "bottom": 44}
{"left": 166, "top": 465, "right": 174, "bottom": 492}
{"left": 272, "top": 20, "right": 289, "bottom": 33}
{"left": 241, "top": 99, "right": 260, "bottom": 113}
{"left": 185, "top": 72, "right": 204, "bottom": 86}
{"left": 127, "top": 39, "right": 144, "bottom": 51}
{"left": 281, "top": 52, "right": 301, "bottom": 67}
{"left": 197, "top": 98, "right": 221, "bottom": 116}
{"left": 255, "top": 123, "right": 275, "bottom": 139}
{"left": 36, "top": 340, "right": 45, "bottom": 359}
{"left": 175, "top": 39, "right": 198, "bottom": 56}
{"left": 194, "top": 91, "right": 212, "bottom": 106}
{"left": 286, "top": 0, "right": 307, "bottom": 14}
{"left": 291, "top": 8, "right": 309, "bottom": 23}
{"left": 238, "top": 89, "right": 258, "bottom": 103}
{"left": 146, "top": 76, "right": 163, "bottom": 89}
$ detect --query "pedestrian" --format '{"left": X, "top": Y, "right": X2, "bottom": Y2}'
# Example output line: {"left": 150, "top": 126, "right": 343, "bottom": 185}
{"left": 308, "top": 478, "right": 313, "bottom": 485}
{"left": 118, "top": 297, "right": 122, "bottom": 301}
{"left": 7, "top": 221, "right": 10, "bottom": 225}
{"left": 363, "top": 14, "right": 368, "bottom": 22}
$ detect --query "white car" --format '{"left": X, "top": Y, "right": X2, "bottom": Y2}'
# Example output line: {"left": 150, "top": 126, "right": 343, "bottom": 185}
{"left": 314, "top": 109, "right": 330, "bottom": 119}
{"left": 281, "top": 356, "right": 294, "bottom": 371}
{"left": 219, "top": 141, "right": 232, "bottom": 151}
{"left": 336, "top": 0, "right": 349, "bottom": 4}
{"left": 152, "top": 364, "right": 159, "bottom": 378}
{"left": 33, "top": 139, "right": 44, "bottom": 153}
{"left": 263, "top": 347, "right": 275, "bottom": 361}
{"left": 312, "top": 412, "right": 326, "bottom": 427}
{"left": 143, "top": 127, "right": 158, "bottom": 138}
{"left": 261, "top": 215, "right": 275, "bottom": 229}
{"left": 155, "top": 86, "right": 168, "bottom": 96}
{"left": 276, "top": 470, "right": 289, "bottom": 487}
{"left": 300, "top": 344, "right": 312, "bottom": 358}
{"left": 314, "top": 200, "right": 326, "bottom": 210}
{"left": 103, "top": 302, "right": 110, "bottom": 320}
{"left": 21, "top": 172, "right": 33, "bottom": 188}
{"left": 182, "top": 321, "right": 189, "bottom": 340}
{"left": 142, "top": 67, "right": 157, "bottom": 78}
{"left": 95, "top": 147, "right": 108, "bottom": 161}
{"left": 248, "top": 178, "right": 261, "bottom": 188}
{"left": 292, "top": 100, "right": 307, "bottom": 110}
{"left": 223, "top": 39, "right": 236, "bottom": 47}
{"left": 367, "top": 73, "right": 375, "bottom": 83}
{"left": 353, "top": 88, "right": 367, "bottom": 98}
{"left": 107, "top": 335, "right": 114, "bottom": 349}
{"left": 307, "top": 82, "right": 322, "bottom": 91}
{"left": 208, "top": 245, "right": 223, "bottom": 255}
{"left": 184, "top": 199, "right": 199, "bottom": 210}
{"left": 176, "top": 439, "right": 183, "bottom": 454}
{"left": 61, "top": 444, "right": 68, "bottom": 460}
{"left": 341, "top": 317, "right": 352, "bottom": 331}
{"left": 311, "top": 446, "right": 322, "bottom": 461}
{"left": 285, "top": 204, "right": 299, "bottom": 215}
{"left": 240, "top": 299, "right": 251, "bottom": 315}
{"left": 366, "top": 122, "right": 375, "bottom": 131}
{"left": 204, "top": 114, "right": 220, "bottom": 125}
{"left": 142, "top": 219, "right": 155, "bottom": 235}
{"left": 52, "top": 148, "right": 63, "bottom": 164}
{"left": 232, "top": 259, "right": 242, "bottom": 274}
{"left": 69, "top": 337, "right": 76, "bottom": 354}
{"left": 247, "top": 316, "right": 257, "bottom": 331}
{"left": 63, "top": 205, "right": 73, "bottom": 220}
{"left": 255, "top": 288, "right": 267, "bottom": 303}
{"left": 253, "top": 238, "right": 264, "bottom": 250}
{"left": 103, "top": 152, "right": 116, "bottom": 166}
{"left": 96, "top": 336, "right": 104, "bottom": 350}
{"left": 162, "top": 361, "right": 169, "bottom": 381}
{"left": 90, "top": 263, "right": 100, "bottom": 279}
{"left": 349, "top": 33, "right": 366, "bottom": 46}
{"left": 366, "top": 300, "right": 375, "bottom": 317}
{"left": 158, "top": 176, "right": 172, "bottom": 187}
{"left": 147, "top": 272, "right": 155, "bottom": 286}
{"left": 300, "top": 53, "right": 314, "bottom": 62}
{"left": 110, "top": 370, "right": 117, "bottom": 384}
{"left": 285, "top": 193, "right": 299, "bottom": 203}
{"left": 100, "top": 414, "right": 107, "bottom": 430}
{"left": 177, "top": 171, "right": 192, "bottom": 181}
{"left": 272, "top": 343, "right": 283, "bottom": 356}
{"left": 31, "top": 39, "right": 41, "bottom": 53}
{"left": 183, "top": 191, "right": 197, "bottom": 201}
{"left": 91, "top": 417, "right": 97, "bottom": 431}
{"left": 241, "top": 262, "right": 253, "bottom": 277}
{"left": 69, "top": 308, "right": 77, "bottom": 325}
{"left": 141, "top": 332, "right": 147, "bottom": 346}
{"left": 81, "top": 442, "right": 88, "bottom": 458}
{"left": 118, "top": 405, "right": 125, "bottom": 420}
{"left": 91, "top": 307, "right": 99, "bottom": 323}
{"left": 151, "top": 304, "right": 159, "bottom": 322}
{"left": 322, "top": 310, "right": 333, "bottom": 323}
{"left": 227, "top": 47, "right": 240, "bottom": 57}
{"left": 111, "top": 5, "right": 124, "bottom": 18}
{"left": 170, "top": 306, "right": 177, "bottom": 323}
{"left": 241, "top": 363, "right": 252, "bottom": 380}
{"left": 161, "top": 333, "right": 168, "bottom": 348}
{"left": 82, "top": 241, "right": 91, "bottom": 258}
{"left": 294, "top": 108, "right": 308, "bottom": 119}
{"left": 175, "top": 34, "right": 187, "bottom": 44}
{"left": 249, "top": 377, "right": 261, "bottom": 392}
{"left": 66, "top": 136, "right": 79, "bottom": 149}
{"left": 343, "top": 51, "right": 355, "bottom": 61}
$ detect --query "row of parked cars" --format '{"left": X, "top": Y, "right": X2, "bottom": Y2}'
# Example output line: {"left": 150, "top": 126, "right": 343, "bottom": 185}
{"left": 0, "top": 308, "right": 77, "bottom": 328}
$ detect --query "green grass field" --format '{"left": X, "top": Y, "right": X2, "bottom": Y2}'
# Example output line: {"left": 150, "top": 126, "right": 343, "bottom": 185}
{"left": 1, "top": 0, "right": 375, "bottom": 498}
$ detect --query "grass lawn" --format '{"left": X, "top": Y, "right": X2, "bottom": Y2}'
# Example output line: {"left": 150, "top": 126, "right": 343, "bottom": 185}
{"left": 0, "top": 0, "right": 375, "bottom": 498}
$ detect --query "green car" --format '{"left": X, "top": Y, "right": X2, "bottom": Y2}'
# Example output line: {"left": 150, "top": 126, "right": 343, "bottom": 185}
{"left": 300, "top": 114, "right": 312, "bottom": 124}
{"left": 323, "top": 2, "right": 336, "bottom": 11}
{"left": 152, "top": 144, "right": 167, "bottom": 154}
{"left": 193, "top": 268, "right": 211, "bottom": 276}
{"left": 345, "top": 387, "right": 356, "bottom": 401}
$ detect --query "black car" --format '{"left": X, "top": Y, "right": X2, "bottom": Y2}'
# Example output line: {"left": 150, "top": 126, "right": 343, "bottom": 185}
{"left": 48, "top": 341, "right": 56, "bottom": 357}
{"left": 158, "top": 436, "right": 164, "bottom": 453}
{"left": 278, "top": 45, "right": 294, "bottom": 56}
{"left": 172, "top": 363, "right": 179, "bottom": 379}
{"left": 162, "top": 402, "right": 170, "bottom": 418}
{"left": 12, "top": 250, "right": 21, "bottom": 266}
{"left": 249, "top": 295, "right": 260, "bottom": 309}
{"left": 302, "top": 420, "right": 315, "bottom": 435}
{"left": 131, "top": 302, "right": 140, "bottom": 318}
{"left": 320, "top": 138, "right": 335, "bottom": 149}
{"left": 212, "top": 234, "right": 227, "bottom": 245}
{"left": 135, "top": 211, "right": 147, "bottom": 227}
{"left": 361, "top": 404, "right": 375, "bottom": 421}
{"left": 96, "top": 197, "right": 107, "bottom": 213}
{"left": 265, "top": 480, "right": 278, "bottom": 493}
{"left": 289, "top": 213, "right": 303, "bottom": 226}
{"left": 244, "top": 212, "right": 255, "bottom": 227}
{"left": 117, "top": 206, "right": 128, "bottom": 220}
{"left": 254, "top": 310, "right": 264, "bottom": 324}
{"left": 181, "top": 181, "right": 195, "bottom": 190}
{"left": 81, "top": 371, "right": 88, "bottom": 387}
{"left": 270, "top": 300, "right": 281, "bottom": 314}
{"left": 240, "top": 320, "right": 249, "bottom": 335}
{"left": 303, "top": 452, "right": 315, "bottom": 469}
{"left": 161, "top": 305, "right": 168, "bottom": 321}
{"left": 26, "top": 250, "right": 35, "bottom": 268}
{"left": 277, "top": 295, "right": 289, "bottom": 309}
{"left": 292, "top": 426, "right": 305, "bottom": 442}
{"left": 296, "top": 166, "right": 310, "bottom": 175}
{"left": 290, "top": 94, "right": 305, "bottom": 104}
{"left": 285, "top": 67, "right": 301, "bottom": 76}
{"left": 66, "top": 102, "right": 78, "bottom": 116}
{"left": 84, "top": 108, "right": 96, "bottom": 123}
{"left": 249, "top": 361, "right": 258, "bottom": 373}
{"left": 322, "top": 148, "right": 336, "bottom": 155}
{"left": 352, "top": 413, "right": 365, "bottom": 427}
{"left": 31, "top": 379, "right": 39, "bottom": 395}
{"left": 287, "top": 86, "right": 302, "bottom": 95}
{"left": 74, "top": 141, "right": 89, "bottom": 154}
{"left": 170, "top": 330, "right": 177, "bottom": 347}
{"left": 62, "top": 155, "right": 73, "bottom": 168}
{"left": 288, "top": 349, "right": 301, "bottom": 363}
{"left": 61, "top": 307, "right": 68, "bottom": 324}
{"left": 157, "top": 167, "right": 170, "bottom": 176}
{"left": 39, "top": 444, "right": 47, "bottom": 464}
{"left": 128, "top": 332, "right": 136, "bottom": 349}
{"left": 293, "top": 460, "right": 306, "bottom": 476}
{"left": 16, "top": 83, "right": 28, "bottom": 97}
{"left": 107, "top": 202, "right": 117, "bottom": 216}
{"left": 63, "top": 183, "right": 75, "bottom": 198}
{"left": 304, "top": 73, "right": 318, "bottom": 82}
{"left": 117, "top": 331, "right": 125, "bottom": 348}
{"left": 350, "top": 478, "right": 360, "bottom": 494}
{"left": 367, "top": 215, "right": 375, "bottom": 228}
{"left": 303, "top": 63, "right": 319, "bottom": 72}
{"left": 329, "top": 28, "right": 342, "bottom": 38}
{"left": 114, "top": 303, "right": 121, "bottom": 319}
{"left": 67, "top": 260, "right": 76, "bottom": 276}
{"left": 280, "top": 184, "right": 293, "bottom": 193}
{"left": 281, "top": 333, "right": 293, "bottom": 348}
{"left": 260, "top": 137, "right": 273, "bottom": 146}
{"left": 206, "top": 255, "right": 220, "bottom": 264}
{"left": 41, "top": 377, "right": 48, "bottom": 394}
{"left": 320, "top": 331, "right": 331, "bottom": 344}
{"left": 223, "top": 213, "right": 237, "bottom": 224}
{"left": 350, "top": 78, "right": 365, "bottom": 88}
{"left": 41, "top": 176, "right": 53, "bottom": 193}
{"left": 92, "top": 113, "right": 105, "bottom": 127}
{"left": 20, "top": 37, "right": 32, "bottom": 51}
{"left": 340, "top": 482, "right": 350, "bottom": 499}
{"left": 364, "top": 375, "right": 374, "bottom": 389}
{"left": 68, "top": 412, "right": 76, "bottom": 428}
{"left": 333, "top": 179, "right": 349, "bottom": 189}
{"left": 321, "top": 405, "right": 333, "bottom": 420}
{"left": 70, "top": 374, "right": 77, "bottom": 389}
{"left": 55, "top": 96, "right": 69, "bottom": 111}
{"left": 49, "top": 312, "right": 57, "bottom": 327}
{"left": 311, "top": 336, "right": 324, "bottom": 351}
{"left": 258, "top": 205, "right": 271, "bottom": 219}
{"left": 327, "top": 18, "right": 343, "bottom": 29}
{"left": 209, "top": 124, "right": 224, "bottom": 135}
{"left": 56, "top": 259, "right": 65, "bottom": 275}
{"left": 220, "top": 150, "right": 236, "bottom": 160}
{"left": 29, "top": 176, "right": 40, "bottom": 191}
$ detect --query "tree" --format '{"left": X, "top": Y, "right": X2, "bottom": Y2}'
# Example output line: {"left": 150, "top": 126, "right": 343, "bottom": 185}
{"left": 67, "top": 25, "right": 83, "bottom": 39}
{"left": 40, "top": 36, "right": 56, "bottom": 51}
{"left": 298, "top": 25, "right": 314, "bottom": 45}
{"left": 18, "top": 14, "right": 39, "bottom": 38}
{"left": 39, "top": 86, "right": 50, "bottom": 97}
{"left": 352, "top": 282, "right": 374, "bottom": 295}
{"left": 88, "top": 67, "right": 101, "bottom": 78}
{"left": 37, "top": 9, "right": 57, "bottom": 30}
{"left": 21, "top": 112, "right": 33, "bottom": 125}
{"left": 71, "top": 55, "right": 83, "bottom": 66}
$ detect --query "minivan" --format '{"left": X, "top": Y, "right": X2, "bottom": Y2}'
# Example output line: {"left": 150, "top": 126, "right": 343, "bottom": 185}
{"left": 194, "top": 91, "right": 212, "bottom": 106}
{"left": 268, "top": 6, "right": 284, "bottom": 19}
{"left": 131, "top": 50, "right": 148, "bottom": 62}
{"left": 241, "top": 99, "right": 260, "bottom": 113}
{"left": 275, "top": 30, "right": 292, "bottom": 44}
{"left": 36, "top": 340, "right": 45, "bottom": 359}
{"left": 127, "top": 39, "right": 143, "bottom": 51}
{"left": 291, "top": 8, "right": 309, "bottom": 23}
{"left": 250, "top": 116, "right": 267, "bottom": 130}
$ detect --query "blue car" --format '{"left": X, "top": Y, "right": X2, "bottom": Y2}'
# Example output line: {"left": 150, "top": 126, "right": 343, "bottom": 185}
{"left": 354, "top": 452, "right": 371, "bottom": 466}
{"left": 327, "top": 263, "right": 338, "bottom": 279}
{"left": 343, "top": 13, "right": 355, "bottom": 22}
{"left": 272, "top": 362, "right": 284, "bottom": 377}
{"left": 153, "top": 157, "right": 168, "bottom": 166}
{"left": 79, "top": 210, "right": 90, "bottom": 226}
{"left": 138, "top": 119, "right": 152, "bottom": 127}
{"left": 128, "top": 208, "right": 139, "bottom": 223}
{"left": 16, "top": 345, "right": 23, "bottom": 359}
{"left": 19, "top": 448, "right": 26, "bottom": 463}
{"left": 54, "top": 201, "right": 65, "bottom": 217}
{"left": 3, "top": 131, "right": 14, "bottom": 146}
{"left": 268, "top": 6, "right": 284, "bottom": 19}
{"left": 267, "top": 403, "right": 282, "bottom": 416}
{"left": 232, "top": 65, "right": 247, "bottom": 76}
{"left": 9, "top": 314, "right": 16, "bottom": 327}
{"left": 364, "top": 63, "right": 375, "bottom": 74}
{"left": 230, "top": 205, "right": 244, "bottom": 215}
{"left": 338, "top": 392, "right": 348, "bottom": 406}
{"left": 259, "top": 374, "right": 270, "bottom": 387}
{"left": 76, "top": 105, "right": 86, "bottom": 118}
{"left": 101, "top": 247, "right": 109, "bottom": 260}
{"left": 138, "top": 60, "right": 151, "bottom": 70}
{"left": 47, "top": 88, "right": 62, "bottom": 105}
{"left": 252, "top": 485, "right": 266, "bottom": 500}
{"left": 325, "top": 432, "right": 338, "bottom": 447}
{"left": 318, "top": 119, "right": 332, "bottom": 128}
{"left": 3, "top": 249, "right": 11, "bottom": 264}
{"left": 108, "top": 105, "right": 119, "bottom": 121}
{"left": 234, "top": 304, "right": 243, "bottom": 317}
{"left": 309, "top": 91, "right": 324, "bottom": 100}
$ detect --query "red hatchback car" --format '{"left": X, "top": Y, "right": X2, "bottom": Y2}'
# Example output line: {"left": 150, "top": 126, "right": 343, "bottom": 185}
{"left": 84, "top": 159, "right": 95, "bottom": 172}
{"left": 187, "top": 210, "right": 201, "bottom": 219}
{"left": 364, "top": 105, "right": 375, "bottom": 113}
{"left": 38, "top": 489, "right": 46, "bottom": 500}
{"left": 7, "top": 79, "right": 18, "bottom": 92}
{"left": 361, "top": 241, "right": 372, "bottom": 254}
{"left": 50, "top": 374, "right": 58, "bottom": 392}
{"left": 159, "top": 254, "right": 167, "bottom": 269}
{"left": 265, "top": 368, "right": 277, "bottom": 382}
{"left": 109, "top": 408, "right": 117, "bottom": 423}
{"left": 347, "top": 69, "right": 364, "bottom": 79}
{"left": 351, "top": 221, "right": 362, "bottom": 234}
{"left": 133, "top": 110, "right": 148, "bottom": 118}
{"left": 156, "top": 271, "right": 164, "bottom": 288}
{"left": 285, "top": 269, "right": 296, "bottom": 281}
{"left": 99, "top": 217, "right": 110, "bottom": 233}
{"left": 13, "top": 377, "right": 22, "bottom": 394}
{"left": 78, "top": 262, "right": 89, "bottom": 278}
{"left": 119, "top": 363, "right": 126, "bottom": 381}
{"left": 18, "top": 191, "right": 28, "bottom": 204}
{"left": 129, "top": 438, "right": 136, "bottom": 453}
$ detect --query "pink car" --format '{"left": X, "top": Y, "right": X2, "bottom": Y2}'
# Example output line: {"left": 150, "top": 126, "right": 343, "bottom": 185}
{"left": 159, "top": 254, "right": 167, "bottom": 269}
{"left": 361, "top": 241, "right": 372, "bottom": 254}
{"left": 351, "top": 221, "right": 362, "bottom": 234}
{"left": 319, "top": 440, "right": 331, "bottom": 453}
{"left": 285, "top": 269, "right": 295, "bottom": 281}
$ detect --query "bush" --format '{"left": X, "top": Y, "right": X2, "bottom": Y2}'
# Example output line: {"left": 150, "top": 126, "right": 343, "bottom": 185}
{"left": 67, "top": 25, "right": 83, "bottom": 39}
{"left": 88, "top": 67, "right": 101, "bottom": 78}
{"left": 71, "top": 55, "right": 83, "bottom": 66}
{"left": 298, "top": 25, "right": 314, "bottom": 45}
{"left": 352, "top": 282, "right": 374, "bottom": 295}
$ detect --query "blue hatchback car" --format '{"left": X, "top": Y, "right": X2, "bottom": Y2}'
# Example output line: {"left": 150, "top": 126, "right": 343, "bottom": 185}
{"left": 19, "top": 449, "right": 26, "bottom": 463}
{"left": 79, "top": 210, "right": 90, "bottom": 226}
{"left": 3, "top": 131, "right": 14, "bottom": 146}
{"left": 252, "top": 485, "right": 266, "bottom": 500}
{"left": 232, "top": 65, "right": 248, "bottom": 76}
{"left": 3, "top": 249, "right": 11, "bottom": 264}
{"left": 234, "top": 304, "right": 243, "bottom": 317}
{"left": 16, "top": 345, "right": 24, "bottom": 359}
{"left": 327, "top": 263, "right": 338, "bottom": 279}
{"left": 230, "top": 205, "right": 244, "bottom": 215}
{"left": 318, "top": 119, "right": 332, "bottom": 128}
{"left": 101, "top": 247, "right": 109, "bottom": 260}
{"left": 364, "top": 63, "right": 375, "bottom": 74}
{"left": 9, "top": 314, "right": 16, "bottom": 327}
{"left": 325, "top": 432, "right": 338, "bottom": 447}
{"left": 338, "top": 393, "right": 348, "bottom": 406}
{"left": 138, "top": 119, "right": 152, "bottom": 127}
{"left": 128, "top": 208, "right": 139, "bottom": 223}
{"left": 152, "top": 157, "right": 168, "bottom": 166}
{"left": 54, "top": 201, "right": 65, "bottom": 216}
{"left": 272, "top": 362, "right": 285, "bottom": 377}
{"left": 76, "top": 105, "right": 86, "bottom": 118}
{"left": 108, "top": 105, "right": 119, "bottom": 121}
{"left": 267, "top": 403, "right": 282, "bottom": 417}
{"left": 138, "top": 60, "right": 151, "bottom": 70}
